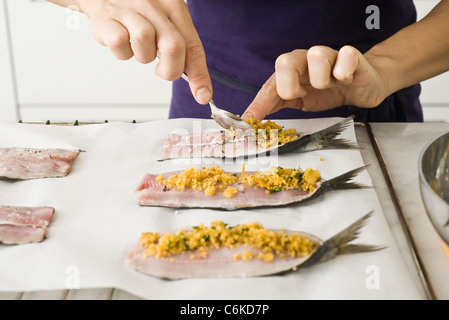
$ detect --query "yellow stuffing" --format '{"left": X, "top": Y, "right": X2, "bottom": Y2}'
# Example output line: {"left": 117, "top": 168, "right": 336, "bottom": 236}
{"left": 205, "top": 186, "right": 216, "bottom": 196}
{"left": 243, "top": 117, "right": 299, "bottom": 147}
{"left": 140, "top": 220, "right": 314, "bottom": 262}
{"left": 233, "top": 250, "right": 254, "bottom": 261}
{"left": 302, "top": 168, "right": 321, "bottom": 192}
{"left": 223, "top": 186, "right": 238, "bottom": 198}
{"left": 158, "top": 166, "right": 238, "bottom": 196}
{"left": 157, "top": 165, "right": 321, "bottom": 197}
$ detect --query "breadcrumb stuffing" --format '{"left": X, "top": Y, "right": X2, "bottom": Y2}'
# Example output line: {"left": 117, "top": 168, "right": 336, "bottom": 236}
{"left": 223, "top": 186, "right": 238, "bottom": 198}
{"left": 243, "top": 118, "right": 299, "bottom": 147}
{"left": 140, "top": 220, "right": 314, "bottom": 262}
{"left": 157, "top": 165, "right": 321, "bottom": 198}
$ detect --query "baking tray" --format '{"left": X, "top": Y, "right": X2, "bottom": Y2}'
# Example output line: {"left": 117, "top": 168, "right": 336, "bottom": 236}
{"left": 0, "top": 119, "right": 434, "bottom": 300}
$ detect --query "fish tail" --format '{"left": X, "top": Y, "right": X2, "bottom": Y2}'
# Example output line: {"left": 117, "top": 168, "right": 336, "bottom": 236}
{"left": 310, "top": 115, "right": 359, "bottom": 150}
{"left": 326, "top": 211, "right": 386, "bottom": 256}
{"left": 278, "top": 115, "right": 359, "bottom": 153}
{"left": 324, "top": 166, "right": 369, "bottom": 191}
{"left": 301, "top": 212, "right": 385, "bottom": 268}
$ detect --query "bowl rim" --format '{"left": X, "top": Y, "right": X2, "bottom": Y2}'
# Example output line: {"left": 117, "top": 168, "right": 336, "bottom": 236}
{"left": 418, "top": 129, "right": 449, "bottom": 202}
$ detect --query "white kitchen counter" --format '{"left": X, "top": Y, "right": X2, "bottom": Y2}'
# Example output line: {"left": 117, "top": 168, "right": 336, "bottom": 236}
{"left": 369, "top": 122, "right": 449, "bottom": 300}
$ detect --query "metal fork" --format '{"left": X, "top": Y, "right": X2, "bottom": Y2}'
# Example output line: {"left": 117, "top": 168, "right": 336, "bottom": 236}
{"left": 157, "top": 52, "right": 252, "bottom": 130}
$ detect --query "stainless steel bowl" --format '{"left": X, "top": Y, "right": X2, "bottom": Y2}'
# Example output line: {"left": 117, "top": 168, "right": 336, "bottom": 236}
{"left": 419, "top": 131, "right": 449, "bottom": 246}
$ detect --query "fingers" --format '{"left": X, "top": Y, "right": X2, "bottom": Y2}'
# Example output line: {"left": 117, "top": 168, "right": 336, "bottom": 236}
{"left": 242, "top": 74, "right": 282, "bottom": 121}
{"left": 242, "top": 50, "right": 308, "bottom": 120}
{"left": 307, "top": 46, "right": 338, "bottom": 89}
{"left": 90, "top": 18, "right": 134, "bottom": 61}
{"left": 243, "top": 45, "right": 364, "bottom": 120}
{"left": 333, "top": 45, "right": 362, "bottom": 85}
{"left": 115, "top": 11, "right": 157, "bottom": 64}
{"left": 134, "top": 1, "right": 186, "bottom": 81}
{"left": 164, "top": 1, "right": 212, "bottom": 104}
{"left": 87, "top": 1, "right": 212, "bottom": 105}
{"left": 275, "top": 50, "right": 308, "bottom": 100}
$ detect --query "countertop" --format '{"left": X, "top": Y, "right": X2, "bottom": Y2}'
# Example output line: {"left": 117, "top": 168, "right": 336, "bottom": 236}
{"left": 369, "top": 122, "right": 449, "bottom": 300}
{"left": 1, "top": 121, "right": 448, "bottom": 300}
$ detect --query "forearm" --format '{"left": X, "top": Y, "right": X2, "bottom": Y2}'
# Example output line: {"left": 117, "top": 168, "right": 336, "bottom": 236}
{"left": 366, "top": 0, "right": 449, "bottom": 96}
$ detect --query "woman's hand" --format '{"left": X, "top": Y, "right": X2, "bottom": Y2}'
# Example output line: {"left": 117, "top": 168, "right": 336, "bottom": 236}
{"left": 76, "top": 0, "right": 212, "bottom": 104}
{"left": 242, "top": 45, "right": 389, "bottom": 121}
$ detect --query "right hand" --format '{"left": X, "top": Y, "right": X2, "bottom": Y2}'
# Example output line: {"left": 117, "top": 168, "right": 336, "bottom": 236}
{"left": 78, "top": 0, "right": 213, "bottom": 104}
{"left": 242, "top": 46, "right": 389, "bottom": 121}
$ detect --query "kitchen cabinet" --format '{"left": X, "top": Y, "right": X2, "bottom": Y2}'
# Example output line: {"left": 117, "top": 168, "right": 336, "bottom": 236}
{"left": 1, "top": 0, "right": 448, "bottom": 122}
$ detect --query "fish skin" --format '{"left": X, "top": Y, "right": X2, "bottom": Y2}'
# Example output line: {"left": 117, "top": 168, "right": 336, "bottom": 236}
{"left": 135, "top": 166, "right": 369, "bottom": 210}
{"left": 125, "top": 211, "right": 383, "bottom": 279}
{"left": 158, "top": 116, "right": 358, "bottom": 161}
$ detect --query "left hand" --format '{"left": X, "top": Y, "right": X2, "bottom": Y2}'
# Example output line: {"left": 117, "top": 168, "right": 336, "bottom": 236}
{"left": 242, "top": 45, "right": 390, "bottom": 121}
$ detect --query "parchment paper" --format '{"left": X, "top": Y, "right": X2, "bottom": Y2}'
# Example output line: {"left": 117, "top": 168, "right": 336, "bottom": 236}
{"left": 0, "top": 117, "right": 423, "bottom": 299}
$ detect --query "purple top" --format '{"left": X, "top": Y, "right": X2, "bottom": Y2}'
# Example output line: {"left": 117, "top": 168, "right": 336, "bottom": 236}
{"left": 169, "top": 0, "right": 423, "bottom": 122}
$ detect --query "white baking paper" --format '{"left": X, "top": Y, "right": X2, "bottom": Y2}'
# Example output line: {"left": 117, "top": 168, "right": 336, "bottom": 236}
{"left": 0, "top": 117, "right": 423, "bottom": 299}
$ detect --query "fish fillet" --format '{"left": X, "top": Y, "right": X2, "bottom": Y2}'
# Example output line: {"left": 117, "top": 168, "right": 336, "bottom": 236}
{"left": 159, "top": 116, "right": 357, "bottom": 161}
{"left": 126, "top": 240, "right": 318, "bottom": 279}
{"left": 0, "top": 148, "right": 80, "bottom": 180}
{"left": 125, "top": 222, "right": 321, "bottom": 280}
{"left": 136, "top": 172, "right": 323, "bottom": 210}
{"left": 0, "top": 225, "right": 47, "bottom": 245}
{"left": 125, "top": 212, "right": 382, "bottom": 280}
{"left": 0, "top": 206, "right": 54, "bottom": 227}
{"left": 161, "top": 131, "right": 265, "bottom": 160}
{"left": 135, "top": 166, "right": 366, "bottom": 210}
{"left": 0, "top": 206, "right": 55, "bottom": 245}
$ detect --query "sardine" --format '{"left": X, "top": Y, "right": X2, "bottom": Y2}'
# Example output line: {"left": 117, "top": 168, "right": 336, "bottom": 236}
{"left": 125, "top": 211, "right": 384, "bottom": 279}
{"left": 135, "top": 166, "right": 368, "bottom": 210}
{"left": 0, "top": 206, "right": 55, "bottom": 245}
{"left": 159, "top": 116, "right": 358, "bottom": 161}
{"left": 0, "top": 148, "right": 80, "bottom": 180}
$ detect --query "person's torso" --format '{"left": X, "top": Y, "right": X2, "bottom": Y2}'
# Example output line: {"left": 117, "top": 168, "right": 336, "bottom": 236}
{"left": 170, "top": 0, "right": 421, "bottom": 122}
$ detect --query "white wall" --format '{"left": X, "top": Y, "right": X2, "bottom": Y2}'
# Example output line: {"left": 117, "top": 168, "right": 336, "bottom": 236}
{"left": 0, "top": 0, "right": 18, "bottom": 122}
{"left": 4, "top": 0, "right": 172, "bottom": 122}
{"left": 415, "top": 0, "right": 449, "bottom": 121}
{"left": 1, "top": 0, "right": 448, "bottom": 123}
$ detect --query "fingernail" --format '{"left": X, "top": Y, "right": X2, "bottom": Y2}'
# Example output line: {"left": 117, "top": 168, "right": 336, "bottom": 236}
{"left": 241, "top": 112, "right": 253, "bottom": 120}
{"left": 196, "top": 87, "right": 212, "bottom": 104}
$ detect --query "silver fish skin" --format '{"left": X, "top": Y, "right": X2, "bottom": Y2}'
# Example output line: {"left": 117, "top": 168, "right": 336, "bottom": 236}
{"left": 125, "top": 211, "right": 384, "bottom": 279}
{"left": 158, "top": 116, "right": 358, "bottom": 161}
{"left": 136, "top": 166, "right": 369, "bottom": 210}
